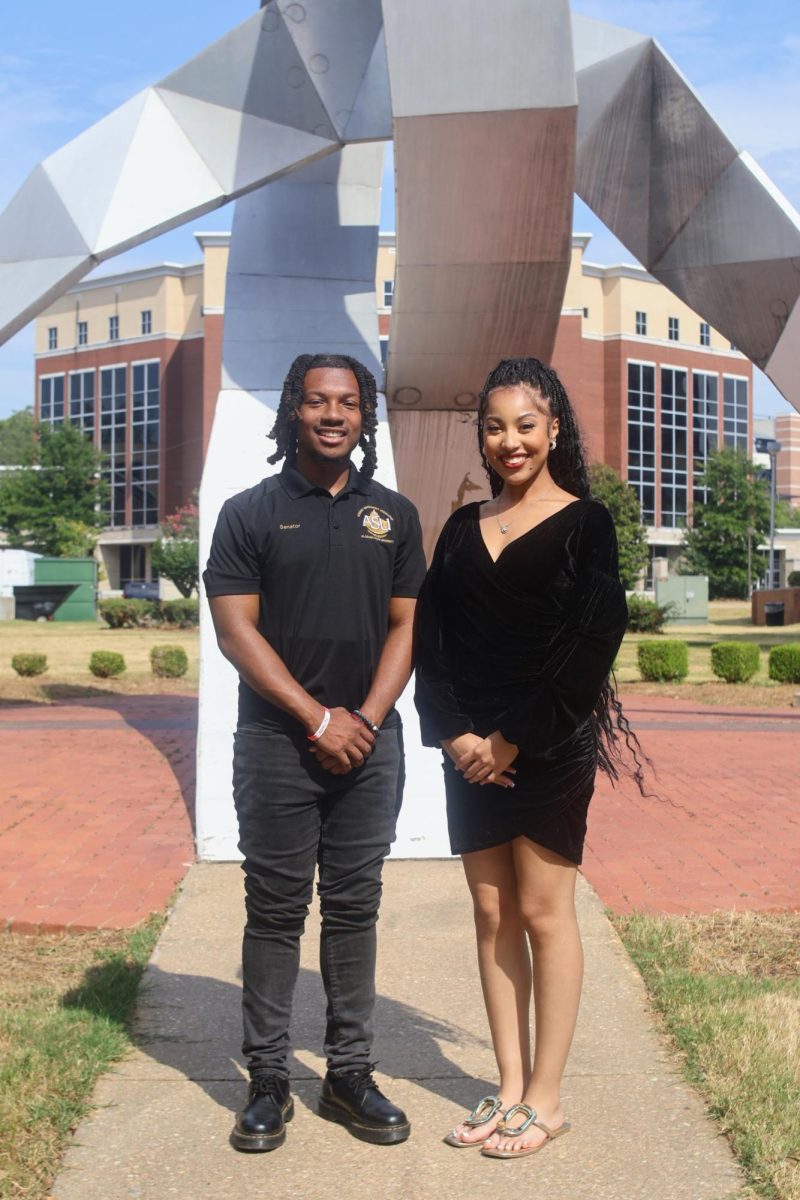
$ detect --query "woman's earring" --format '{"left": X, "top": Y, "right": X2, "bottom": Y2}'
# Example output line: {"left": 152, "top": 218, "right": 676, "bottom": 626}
{"left": 549, "top": 437, "right": 557, "bottom": 451}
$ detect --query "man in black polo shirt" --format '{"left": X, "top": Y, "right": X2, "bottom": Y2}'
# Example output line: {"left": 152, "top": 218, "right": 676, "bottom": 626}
{"left": 203, "top": 353, "right": 426, "bottom": 1153}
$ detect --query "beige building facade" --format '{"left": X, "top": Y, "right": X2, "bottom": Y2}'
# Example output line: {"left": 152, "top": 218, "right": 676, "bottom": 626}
{"left": 35, "top": 231, "right": 759, "bottom": 588}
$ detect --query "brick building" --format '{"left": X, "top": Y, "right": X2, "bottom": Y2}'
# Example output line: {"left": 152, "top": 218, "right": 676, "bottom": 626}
{"left": 33, "top": 233, "right": 226, "bottom": 589}
{"left": 35, "top": 231, "right": 756, "bottom": 588}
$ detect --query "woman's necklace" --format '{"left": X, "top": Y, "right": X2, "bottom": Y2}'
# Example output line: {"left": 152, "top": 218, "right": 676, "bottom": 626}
{"left": 494, "top": 492, "right": 559, "bottom": 535}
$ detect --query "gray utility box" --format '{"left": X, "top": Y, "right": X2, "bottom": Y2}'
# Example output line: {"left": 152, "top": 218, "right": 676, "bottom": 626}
{"left": 655, "top": 575, "right": 709, "bottom": 623}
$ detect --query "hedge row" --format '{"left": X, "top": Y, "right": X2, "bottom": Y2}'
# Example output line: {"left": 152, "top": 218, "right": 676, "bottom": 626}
{"left": 98, "top": 598, "right": 198, "bottom": 629}
{"left": 11, "top": 646, "right": 189, "bottom": 680}
{"left": 636, "top": 640, "right": 800, "bottom": 684}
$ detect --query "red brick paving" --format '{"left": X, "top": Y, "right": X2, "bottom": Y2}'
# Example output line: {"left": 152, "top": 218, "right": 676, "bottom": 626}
{"left": 0, "top": 692, "right": 797, "bottom": 931}
{"left": 584, "top": 694, "right": 800, "bottom": 914}
{"left": 0, "top": 695, "right": 196, "bottom": 933}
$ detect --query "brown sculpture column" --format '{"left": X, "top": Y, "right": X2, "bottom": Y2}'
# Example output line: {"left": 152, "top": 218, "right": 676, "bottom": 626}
{"left": 382, "top": 0, "right": 578, "bottom": 557}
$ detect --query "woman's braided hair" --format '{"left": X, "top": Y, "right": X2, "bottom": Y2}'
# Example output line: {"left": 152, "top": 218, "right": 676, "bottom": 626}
{"left": 267, "top": 353, "right": 379, "bottom": 478}
{"left": 477, "top": 356, "right": 649, "bottom": 795}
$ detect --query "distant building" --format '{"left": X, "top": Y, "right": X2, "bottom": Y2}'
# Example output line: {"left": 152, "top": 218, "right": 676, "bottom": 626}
{"left": 33, "top": 233, "right": 226, "bottom": 589}
{"left": 35, "top": 232, "right": 754, "bottom": 589}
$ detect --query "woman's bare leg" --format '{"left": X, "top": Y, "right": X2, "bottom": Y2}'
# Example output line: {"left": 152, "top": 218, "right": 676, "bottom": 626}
{"left": 485, "top": 837, "right": 582, "bottom": 1153}
{"left": 449, "top": 842, "right": 531, "bottom": 1144}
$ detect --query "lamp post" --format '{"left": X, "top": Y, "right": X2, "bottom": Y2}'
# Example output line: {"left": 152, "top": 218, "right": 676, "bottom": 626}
{"left": 755, "top": 437, "right": 782, "bottom": 589}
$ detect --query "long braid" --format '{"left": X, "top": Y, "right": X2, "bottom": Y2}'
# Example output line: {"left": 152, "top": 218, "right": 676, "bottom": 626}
{"left": 267, "top": 353, "right": 380, "bottom": 478}
{"left": 476, "top": 356, "right": 649, "bottom": 795}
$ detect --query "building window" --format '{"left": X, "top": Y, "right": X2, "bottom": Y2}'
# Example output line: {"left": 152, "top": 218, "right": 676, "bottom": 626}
{"left": 383, "top": 279, "right": 394, "bottom": 308}
{"left": 627, "top": 361, "right": 656, "bottom": 523}
{"left": 635, "top": 310, "right": 647, "bottom": 336}
{"left": 668, "top": 316, "right": 680, "bottom": 342}
{"left": 100, "top": 366, "right": 127, "bottom": 527}
{"left": 39, "top": 375, "right": 65, "bottom": 426}
{"left": 77, "top": 320, "right": 88, "bottom": 346}
{"left": 141, "top": 309, "right": 152, "bottom": 336}
{"left": 699, "top": 321, "right": 710, "bottom": 348}
{"left": 47, "top": 327, "right": 58, "bottom": 351}
{"left": 582, "top": 307, "right": 589, "bottom": 319}
{"left": 692, "top": 371, "right": 718, "bottom": 506}
{"left": 69, "top": 371, "right": 95, "bottom": 440}
{"left": 379, "top": 338, "right": 388, "bottom": 368}
{"left": 109, "top": 315, "right": 119, "bottom": 341}
{"left": 660, "top": 367, "right": 688, "bottom": 528}
{"left": 131, "top": 362, "right": 160, "bottom": 527}
{"left": 723, "top": 377, "right": 748, "bottom": 452}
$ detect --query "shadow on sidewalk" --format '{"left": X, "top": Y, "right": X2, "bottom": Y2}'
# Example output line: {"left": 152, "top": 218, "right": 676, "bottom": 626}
{"left": 64, "top": 958, "right": 494, "bottom": 1117}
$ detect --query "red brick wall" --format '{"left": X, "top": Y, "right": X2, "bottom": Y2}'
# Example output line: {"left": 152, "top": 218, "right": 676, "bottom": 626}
{"left": 551, "top": 315, "right": 606, "bottom": 463}
{"left": 202, "top": 314, "right": 224, "bottom": 460}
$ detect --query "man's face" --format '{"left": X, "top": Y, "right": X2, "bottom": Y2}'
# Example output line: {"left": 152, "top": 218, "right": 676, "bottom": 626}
{"left": 294, "top": 367, "right": 362, "bottom": 466}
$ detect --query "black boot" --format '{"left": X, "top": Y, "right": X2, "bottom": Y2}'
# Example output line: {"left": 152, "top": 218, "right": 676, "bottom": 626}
{"left": 230, "top": 1074, "right": 294, "bottom": 1152}
{"left": 318, "top": 1064, "right": 410, "bottom": 1145}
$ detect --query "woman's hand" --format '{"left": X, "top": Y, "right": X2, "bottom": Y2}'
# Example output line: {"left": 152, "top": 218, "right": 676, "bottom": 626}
{"left": 444, "top": 731, "right": 518, "bottom": 789}
{"left": 455, "top": 730, "right": 518, "bottom": 787}
{"left": 442, "top": 732, "right": 482, "bottom": 766}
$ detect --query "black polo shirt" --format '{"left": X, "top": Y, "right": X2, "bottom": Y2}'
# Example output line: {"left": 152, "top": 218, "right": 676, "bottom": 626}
{"left": 203, "top": 463, "right": 426, "bottom": 731}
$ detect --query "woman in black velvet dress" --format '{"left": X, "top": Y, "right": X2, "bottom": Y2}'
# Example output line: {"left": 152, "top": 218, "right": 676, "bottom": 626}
{"left": 415, "top": 358, "right": 634, "bottom": 1161}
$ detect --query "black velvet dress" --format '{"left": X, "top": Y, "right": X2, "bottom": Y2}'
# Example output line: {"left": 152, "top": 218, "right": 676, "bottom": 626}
{"left": 414, "top": 499, "right": 627, "bottom": 864}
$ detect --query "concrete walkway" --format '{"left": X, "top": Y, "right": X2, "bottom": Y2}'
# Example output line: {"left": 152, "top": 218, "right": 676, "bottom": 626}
{"left": 51, "top": 861, "right": 742, "bottom": 1200}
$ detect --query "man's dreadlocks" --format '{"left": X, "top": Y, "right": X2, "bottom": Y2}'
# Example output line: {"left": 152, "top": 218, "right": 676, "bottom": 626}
{"left": 267, "top": 353, "right": 379, "bottom": 478}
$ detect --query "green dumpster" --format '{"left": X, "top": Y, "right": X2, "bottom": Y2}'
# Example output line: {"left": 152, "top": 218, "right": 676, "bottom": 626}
{"left": 33, "top": 558, "right": 97, "bottom": 621}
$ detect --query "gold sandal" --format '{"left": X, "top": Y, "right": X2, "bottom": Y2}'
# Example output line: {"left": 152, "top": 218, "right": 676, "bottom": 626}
{"left": 480, "top": 1103, "right": 571, "bottom": 1159}
{"left": 443, "top": 1095, "right": 506, "bottom": 1148}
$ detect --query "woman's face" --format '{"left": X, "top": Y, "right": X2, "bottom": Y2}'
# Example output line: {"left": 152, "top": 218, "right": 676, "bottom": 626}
{"left": 482, "top": 385, "right": 558, "bottom": 486}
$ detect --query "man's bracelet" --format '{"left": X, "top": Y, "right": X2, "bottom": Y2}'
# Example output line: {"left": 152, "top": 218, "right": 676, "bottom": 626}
{"left": 351, "top": 708, "right": 380, "bottom": 736}
{"left": 307, "top": 707, "right": 331, "bottom": 742}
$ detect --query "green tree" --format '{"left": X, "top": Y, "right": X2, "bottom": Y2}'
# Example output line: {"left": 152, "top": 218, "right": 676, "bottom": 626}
{"left": 0, "top": 423, "right": 106, "bottom": 555}
{"left": 152, "top": 499, "right": 199, "bottom": 598}
{"left": 681, "top": 449, "right": 771, "bottom": 598}
{"left": 775, "top": 498, "right": 800, "bottom": 529}
{"left": 0, "top": 408, "right": 36, "bottom": 465}
{"left": 588, "top": 463, "right": 649, "bottom": 589}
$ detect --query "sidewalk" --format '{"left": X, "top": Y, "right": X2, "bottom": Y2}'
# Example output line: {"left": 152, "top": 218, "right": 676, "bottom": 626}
{"left": 50, "top": 861, "right": 743, "bottom": 1200}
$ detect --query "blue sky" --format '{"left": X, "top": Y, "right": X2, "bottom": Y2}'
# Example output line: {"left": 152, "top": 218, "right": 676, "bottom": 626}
{"left": 0, "top": 0, "right": 798, "bottom": 419}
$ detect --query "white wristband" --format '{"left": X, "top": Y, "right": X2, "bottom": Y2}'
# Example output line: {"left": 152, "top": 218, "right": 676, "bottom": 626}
{"left": 307, "top": 707, "right": 331, "bottom": 742}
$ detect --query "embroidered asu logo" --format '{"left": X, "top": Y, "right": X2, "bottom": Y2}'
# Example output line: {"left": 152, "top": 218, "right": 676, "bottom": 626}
{"left": 358, "top": 506, "right": 393, "bottom": 541}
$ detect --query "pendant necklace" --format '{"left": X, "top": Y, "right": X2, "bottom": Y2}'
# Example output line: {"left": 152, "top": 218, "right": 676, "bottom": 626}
{"left": 494, "top": 500, "right": 516, "bottom": 535}
{"left": 494, "top": 492, "right": 559, "bottom": 535}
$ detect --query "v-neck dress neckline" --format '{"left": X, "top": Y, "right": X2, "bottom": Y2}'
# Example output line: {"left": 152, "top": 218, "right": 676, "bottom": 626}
{"left": 476, "top": 498, "right": 585, "bottom": 565}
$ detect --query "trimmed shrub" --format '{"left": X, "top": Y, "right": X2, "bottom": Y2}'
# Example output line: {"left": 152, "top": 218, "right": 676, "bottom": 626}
{"left": 626, "top": 595, "right": 675, "bottom": 634}
{"left": 99, "top": 598, "right": 161, "bottom": 629}
{"left": 710, "top": 642, "right": 760, "bottom": 683}
{"left": 89, "top": 650, "right": 126, "bottom": 678}
{"left": 788, "top": 570, "right": 800, "bottom": 588}
{"left": 150, "top": 645, "right": 189, "bottom": 678}
{"left": 11, "top": 653, "right": 48, "bottom": 677}
{"left": 637, "top": 640, "right": 689, "bottom": 682}
{"left": 768, "top": 643, "right": 800, "bottom": 684}
{"left": 160, "top": 598, "right": 199, "bottom": 627}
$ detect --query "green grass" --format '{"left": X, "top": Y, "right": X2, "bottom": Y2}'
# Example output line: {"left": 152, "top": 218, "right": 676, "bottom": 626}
{"left": 0, "top": 619, "right": 198, "bottom": 701}
{"left": 613, "top": 912, "right": 800, "bottom": 1200}
{"left": 0, "top": 917, "right": 165, "bottom": 1200}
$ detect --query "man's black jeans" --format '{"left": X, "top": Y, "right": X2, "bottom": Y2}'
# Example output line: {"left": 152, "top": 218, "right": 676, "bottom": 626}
{"left": 232, "top": 721, "right": 403, "bottom": 1079}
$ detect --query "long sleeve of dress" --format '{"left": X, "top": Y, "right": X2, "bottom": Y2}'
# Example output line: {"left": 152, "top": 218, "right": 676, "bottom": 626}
{"left": 414, "top": 519, "right": 475, "bottom": 746}
{"left": 495, "top": 503, "right": 627, "bottom": 755}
